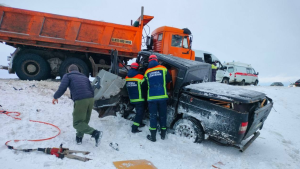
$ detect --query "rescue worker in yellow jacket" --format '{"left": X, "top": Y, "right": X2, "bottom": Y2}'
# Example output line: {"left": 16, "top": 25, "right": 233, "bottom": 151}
{"left": 211, "top": 62, "right": 217, "bottom": 82}
{"left": 145, "top": 55, "right": 171, "bottom": 142}
{"left": 125, "top": 62, "right": 147, "bottom": 133}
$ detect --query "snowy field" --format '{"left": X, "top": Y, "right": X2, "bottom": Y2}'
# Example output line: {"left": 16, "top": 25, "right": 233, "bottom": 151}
{"left": 0, "top": 79, "right": 299, "bottom": 169}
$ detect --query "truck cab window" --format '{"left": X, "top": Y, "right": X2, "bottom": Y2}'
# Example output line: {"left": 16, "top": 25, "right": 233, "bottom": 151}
{"left": 182, "top": 36, "right": 189, "bottom": 49}
{"left": 171, "top": 35, "right": 183, "bottom": 47}
{"left": 158, "top": 33, "right": 163, "bottom": 41}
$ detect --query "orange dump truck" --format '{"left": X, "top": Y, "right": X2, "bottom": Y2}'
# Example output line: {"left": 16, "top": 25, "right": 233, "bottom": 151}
{"left": 0, "top": 6, "right": 195, "bottom": 80}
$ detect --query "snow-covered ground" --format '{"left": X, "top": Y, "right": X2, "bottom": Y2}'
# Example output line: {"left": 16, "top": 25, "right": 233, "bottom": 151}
{"left": 0, "top": 79, "right": 299, "bottom": 169}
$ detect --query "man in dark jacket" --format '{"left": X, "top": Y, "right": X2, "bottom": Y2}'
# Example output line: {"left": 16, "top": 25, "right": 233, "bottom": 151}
{"left": 144, "top": 55, "right": 171, "bottom": 142}
{"left": 125, "top": 62, "right": 147, "bottom": 133}
{"left": 52, "top": 64, "right": 102, "bottom": 146}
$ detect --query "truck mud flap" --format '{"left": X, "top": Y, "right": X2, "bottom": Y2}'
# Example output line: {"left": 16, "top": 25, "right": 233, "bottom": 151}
{"left": 235, "top": 131, "right": 260, "bottom": 152}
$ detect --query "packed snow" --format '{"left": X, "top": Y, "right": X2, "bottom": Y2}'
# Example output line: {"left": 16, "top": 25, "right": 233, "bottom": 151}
{"left": 0, "top": 79, "right": 299, "bottom": 169}
{"left": 185, "top": 82, "right": 265, "bottom": 102}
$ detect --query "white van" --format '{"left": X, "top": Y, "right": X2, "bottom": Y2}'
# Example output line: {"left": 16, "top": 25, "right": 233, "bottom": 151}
{"left": 194, "top": 50, "right": 230, "bottom": 83}
{"left": 223, "top": 62, "right": 259, "bottom": 86}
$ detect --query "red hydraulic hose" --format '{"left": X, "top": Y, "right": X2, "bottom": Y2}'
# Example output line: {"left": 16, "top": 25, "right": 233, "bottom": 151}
{"left": 0, "top": 110, "right": 61, "bottom": 151}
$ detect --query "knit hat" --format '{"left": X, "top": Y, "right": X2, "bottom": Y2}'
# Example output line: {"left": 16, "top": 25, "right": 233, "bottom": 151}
{"left": 68, "top": 64, "right": 79, "bottom": 72}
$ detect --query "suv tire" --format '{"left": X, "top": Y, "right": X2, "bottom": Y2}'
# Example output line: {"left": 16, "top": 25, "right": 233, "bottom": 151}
{"left": 173, "top": 116, "right": 205, "bottom": 143}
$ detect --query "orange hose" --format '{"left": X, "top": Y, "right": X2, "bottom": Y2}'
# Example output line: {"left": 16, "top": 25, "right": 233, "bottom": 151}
{"left": 1, "top": 110, "right": 61, "bottom": 149}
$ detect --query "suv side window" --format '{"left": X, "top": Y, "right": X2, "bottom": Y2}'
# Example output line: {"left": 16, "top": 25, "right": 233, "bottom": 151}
{"left": 171, "top": 35, "right": 183, "bottom": 47}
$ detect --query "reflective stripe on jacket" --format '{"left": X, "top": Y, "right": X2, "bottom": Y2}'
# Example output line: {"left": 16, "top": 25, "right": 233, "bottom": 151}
{"left": 211, "top": 64, "right": 217, "bottom": 69}
{"left": 125, "top": 74, "right": 145, "bottom": 103}
{"left": 145, "top": 65, "right": 168, "bottom": 101}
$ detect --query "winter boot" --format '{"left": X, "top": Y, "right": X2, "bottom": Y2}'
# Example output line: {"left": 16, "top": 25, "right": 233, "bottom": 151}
{"left": 147, "top": 130, "right": 157, "bottom": 142}
{"left": 91, "top": 130, "right": 103, "bottom": 147}
{"left": 76, "top": 136, "right": 83, "bottom": 145}
{"left": 138, "top": 123, "right": 146, "bottom": 128}
{"left": 132, "top": 125, "right": 142, "bottom": 133}
{"left": 161, "top": 129, "right": 167, "bottom": 140}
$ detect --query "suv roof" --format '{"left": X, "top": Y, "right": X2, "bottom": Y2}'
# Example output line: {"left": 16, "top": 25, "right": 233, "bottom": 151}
{"left": 138, "top": 51, "right": 208, "bottom": 70}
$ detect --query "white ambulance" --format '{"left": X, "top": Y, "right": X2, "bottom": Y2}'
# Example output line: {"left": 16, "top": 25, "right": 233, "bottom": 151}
{"left": 222, "top": 62, "right": 259, "bottom": 86}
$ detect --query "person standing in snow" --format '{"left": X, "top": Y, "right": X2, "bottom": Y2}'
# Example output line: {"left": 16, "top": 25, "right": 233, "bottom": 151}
{"left": 52, "top": 64, "right": 102, "bottom": 146}
{"left": 211, "top": 61, "right": 217, "bottom": 82}
{"left": 125, "top": 62, "right": 147, "bottom": 133}
{"left": 144, "top": 55, "right": 171, "bottom": 142}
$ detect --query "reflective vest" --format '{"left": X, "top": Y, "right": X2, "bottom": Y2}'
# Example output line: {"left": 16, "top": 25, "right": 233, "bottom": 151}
{"left": 145, "top": 65, "right": 168, "bottom": 101}
{"left": 211, "top": 64, "right": 217, "bottom": 69}
{"left": 125, "top": 74, "right": 145, "bottom": 103}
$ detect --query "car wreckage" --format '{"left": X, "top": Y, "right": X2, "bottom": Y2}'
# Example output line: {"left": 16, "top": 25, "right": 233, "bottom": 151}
{"left": 91, "top": 51, "right": 273, "bottom": 152}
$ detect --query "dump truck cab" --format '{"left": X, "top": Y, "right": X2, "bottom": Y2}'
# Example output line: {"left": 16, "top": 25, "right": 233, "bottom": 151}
{"left": 150, "top": 26, "right": 195, "bottom": 60}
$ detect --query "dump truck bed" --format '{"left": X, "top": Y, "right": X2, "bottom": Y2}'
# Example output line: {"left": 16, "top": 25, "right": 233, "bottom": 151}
{"left": 0, "top": 6, "right": 153, "bottom": 58}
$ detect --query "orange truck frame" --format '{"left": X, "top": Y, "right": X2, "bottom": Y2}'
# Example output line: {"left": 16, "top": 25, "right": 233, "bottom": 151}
{"left": 0, "top": 6, "right": 195, "bottom": 80}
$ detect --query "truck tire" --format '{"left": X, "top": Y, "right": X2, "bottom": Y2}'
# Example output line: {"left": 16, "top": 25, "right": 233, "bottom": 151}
{"left": 222, "top": 77, "right": 229, "bottom": 84}
{"left": 15, "top": 53, "right": 50, "bottom": 80}
{"left": 59, "top": 58, "right": 89, "bottom": 78}
{"left": 254, "top": 80, "right": 258, "bottom": 86}
{"left": 240, "top": 80, "right": 245, "bottom": 86}
{"left": 173, "top": 116, "right": 205, "bottom": 143}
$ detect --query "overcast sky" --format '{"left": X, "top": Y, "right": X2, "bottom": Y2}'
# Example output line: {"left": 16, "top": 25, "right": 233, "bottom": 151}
{"left": 0, "top": 0, "right": 299, "bottom": 85}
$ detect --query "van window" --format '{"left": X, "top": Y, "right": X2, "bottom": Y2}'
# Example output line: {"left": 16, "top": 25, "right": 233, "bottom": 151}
{"left": 171, "top": 35, "right": 183, "bottom": 47}
{"left": 236, "top": 66, "right": 246, "bottom": 73}
{"left": 158, "top": 34, "right": 163, "bottom": 41}
{"left": 246, "top": 68, "right": 252, "bottom": 74}
{"left": 252, "top": 69, "right": 256, "bottom": 74}
{"left": 227, "top": 67, "right": 234, "bottom": 73}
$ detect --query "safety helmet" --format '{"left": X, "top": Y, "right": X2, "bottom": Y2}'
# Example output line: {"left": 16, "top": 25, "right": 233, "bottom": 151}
{"left": 149, "top": 55, "right": 158, "bottom": 62}
{"left": 130, "top": 62, "right": 139, "bottom": 69}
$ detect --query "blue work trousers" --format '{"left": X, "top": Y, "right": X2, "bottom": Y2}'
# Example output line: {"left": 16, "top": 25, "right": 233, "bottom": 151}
{"left": 133, "top": 102, "right": 145, "bottom": 126}
{"left": 148, "top": 100, "right": 167, "bottom": 130}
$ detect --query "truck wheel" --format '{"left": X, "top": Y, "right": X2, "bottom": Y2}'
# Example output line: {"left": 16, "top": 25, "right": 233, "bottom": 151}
{"left": 59, "top": 58, "right": 89, "bottom": 78}
{"left": 15, "top": 53, "right": 50, "bottom": 80}
{"left": 173, "top": 116, "right": 205, "bottom": 143}
{"left": 254, "top": 80, "right": 258, "bottom": 86}
{"left": 222, "top": 77, "right": 229, "bottom": 84}
{"left": 240, "top": 80, "right": 245, "bottom": 86}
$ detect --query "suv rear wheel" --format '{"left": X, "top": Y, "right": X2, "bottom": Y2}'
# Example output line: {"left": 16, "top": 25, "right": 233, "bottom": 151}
{"left": 173, "top": 116, "right": 205, "bottom": 143}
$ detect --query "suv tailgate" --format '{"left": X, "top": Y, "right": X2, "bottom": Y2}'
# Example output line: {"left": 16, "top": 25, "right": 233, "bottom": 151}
{"left": 243, "top": 97, "right": 273, "bottom": 139}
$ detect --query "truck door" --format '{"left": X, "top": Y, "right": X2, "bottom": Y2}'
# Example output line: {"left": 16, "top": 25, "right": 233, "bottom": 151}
{"left": 169, "top": 34, "right": 192, "bottom": 60}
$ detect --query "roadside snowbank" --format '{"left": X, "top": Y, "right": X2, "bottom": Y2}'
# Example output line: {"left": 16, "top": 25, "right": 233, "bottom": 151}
{"left": 0, "top": 79, "right": 299, "bottom": 169}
